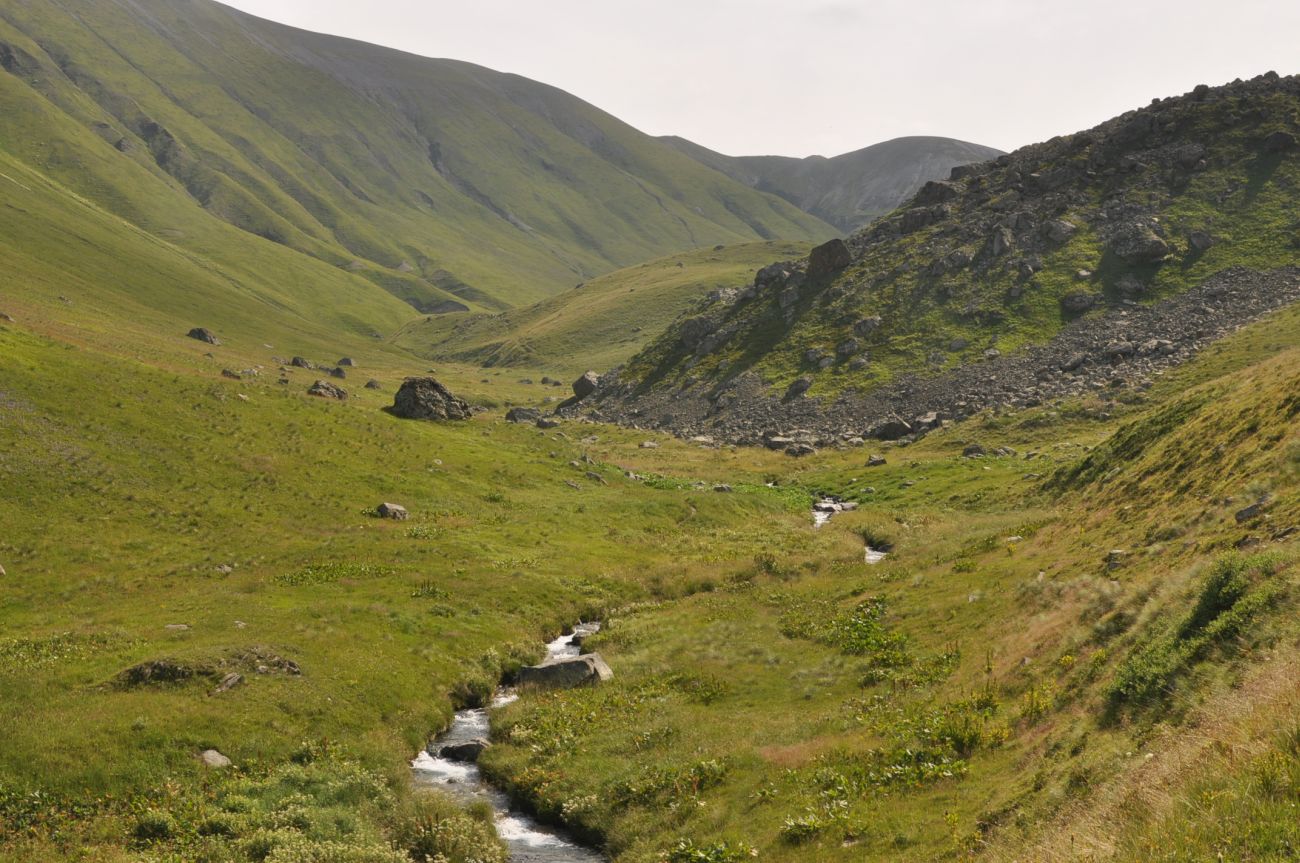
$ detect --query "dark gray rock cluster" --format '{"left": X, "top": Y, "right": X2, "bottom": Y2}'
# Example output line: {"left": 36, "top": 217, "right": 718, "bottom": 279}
{"left": 588, "top": 266, "right": 1300, "bottom": 448}
{"left": 388, "top": 377, "right": 470, "bottom": 420}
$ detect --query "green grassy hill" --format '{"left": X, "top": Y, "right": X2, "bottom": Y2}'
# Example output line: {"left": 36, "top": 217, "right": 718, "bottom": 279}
{"left": 393, "top": 241, "right": 812, "bottom": 378}
{"left": 663, "top": 135, "right": 1003, "bottom": 232}
{"left": 0, "top": 0, "right": 833, "bottom": 316}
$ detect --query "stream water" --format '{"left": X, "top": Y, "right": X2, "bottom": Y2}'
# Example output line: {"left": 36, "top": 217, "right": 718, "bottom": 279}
{"left": 813, "top": 497, "right": 888, "bottom": 564}
{"left": 411, "top": 624, "right": 605, "bottom": 863}
{"left": 411, "top": 495, "right": 882, "bottom": 858}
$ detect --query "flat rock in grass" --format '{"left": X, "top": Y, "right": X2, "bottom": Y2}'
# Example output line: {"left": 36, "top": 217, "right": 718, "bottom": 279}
{"left": 1235, "top": 500, "right": 1269, "bottom": 523}
{"left": 536, "top": 417, "right": 561, "bottom": 429}
{"left": 364, "top": 379, "right": 383, "bottom": 390}
{"left": 505, "top": 407, "right": 541, "bottom": 423}
{"left": 200, "top": 749, "right": 232, "bottom": 769}
{"left": 389, "top": 377, "right": 470, "bottom": 420}
{"left": 307, "top": 380, "right": 347, "bottom": 400}
{"left": 212, "top": 672, "right": 243, "bottom": 694}
{"left": 338, "top": 357, "right": 355, "bottom": 367}
{"left": 187, "top": 327, "right": 221, "bottom": 345}
{"left": 518, "top": 654, "right": 613, "bottom": 689}
{"left": 377, "top": 502, "right": 408, "bottom": 520}
{"left": 290, "top": 356, "right": 314, "bottom": 369}
{"left": 439, "top": 739, "right": 489, "bottom": 762}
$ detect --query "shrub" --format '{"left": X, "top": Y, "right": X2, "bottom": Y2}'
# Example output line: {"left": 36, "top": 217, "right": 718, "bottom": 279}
{"left": 1108, "top": 552, "right": 1286, "bottom": 707}
{"left": 388, "top": 791, "right": 507, "bottom": 863}
{"left": 667, "top": 838, "right": 758, "bottom": 862}
{"left": 133, "top": 808, "right": 178, "bottom": 842}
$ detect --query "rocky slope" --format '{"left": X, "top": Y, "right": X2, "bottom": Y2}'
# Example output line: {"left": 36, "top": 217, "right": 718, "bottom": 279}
{"left": 663, "top": 135, "right": 1004, "bottom": 232}
{"left": 588, "top": 73, "right": 1300, "bottom": 445}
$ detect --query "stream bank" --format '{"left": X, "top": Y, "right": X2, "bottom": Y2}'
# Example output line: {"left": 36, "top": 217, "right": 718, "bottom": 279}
{"left": 412, "top": 625, "right": 605, "bottom": 863}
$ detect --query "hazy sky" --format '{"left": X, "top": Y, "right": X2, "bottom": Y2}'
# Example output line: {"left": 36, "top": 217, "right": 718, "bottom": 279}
{"left": 221, "top": 0, "right": 1299, "bottom": 158}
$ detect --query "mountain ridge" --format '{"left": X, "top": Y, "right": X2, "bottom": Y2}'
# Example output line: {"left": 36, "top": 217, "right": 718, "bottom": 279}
{"left": 0, "top": 0, "right": 834, "bottom": 316}
{"left": 661, "top": 134, "right": 1005, "bottom": 232}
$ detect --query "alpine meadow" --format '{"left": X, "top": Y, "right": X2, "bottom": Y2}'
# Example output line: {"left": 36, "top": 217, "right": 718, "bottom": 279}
{"left": 1, "top": 2, "right": 1299, "bottom": 863}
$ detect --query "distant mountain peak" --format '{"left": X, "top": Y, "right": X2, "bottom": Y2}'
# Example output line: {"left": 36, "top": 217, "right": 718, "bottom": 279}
{"left": 661, "top": 135, "right": 1004, "bottom": 232}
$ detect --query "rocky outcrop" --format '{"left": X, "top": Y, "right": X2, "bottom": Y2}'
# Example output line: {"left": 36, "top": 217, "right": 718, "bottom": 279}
{"left": 389, "top": 377, "right": 470, "bottom": 420}
{"left": 587, "top": 266, "right": 1300, "bottom": 446}
{"left": 517, "top": 654, "right": 613, "bottom": 689}
{"left": 590, "top": 75, "right": 1300, "bottom": 444}
{"left": 187, "top": 327, "right": 221, "bottom": 345}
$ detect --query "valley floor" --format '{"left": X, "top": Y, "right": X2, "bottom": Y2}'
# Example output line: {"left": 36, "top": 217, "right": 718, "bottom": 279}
{"left": 1, "top": 285, "right": 1299, "bottom": 863}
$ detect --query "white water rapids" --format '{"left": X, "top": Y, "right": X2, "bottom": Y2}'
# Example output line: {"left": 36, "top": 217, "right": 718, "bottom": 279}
{"left": 411, "top": 625, "right": 604, "bottom": 862}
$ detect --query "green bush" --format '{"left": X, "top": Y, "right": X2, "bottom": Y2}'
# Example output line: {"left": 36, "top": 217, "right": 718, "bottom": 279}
{"left": 387, "top": 791, "right": 507, "bottom": 863}
{"left": 667, "top": 838, "right": 758, "bottom": 862}
{"left": 133, "top": 808, "right": 178, "bottom": 842}
{"left": 1108, "top": 553, "right": 1287, "bottom": 707}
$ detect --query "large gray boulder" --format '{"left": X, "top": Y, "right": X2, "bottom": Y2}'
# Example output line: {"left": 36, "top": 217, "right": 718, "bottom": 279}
{"left": 390, "top": 377, "right": 471, "bottom": 420}
{"left": 1108, "top": 220, "right": 1171, "bottom": 265}
{"left": 377, "top": 502, "right": 408, "bottom": 520}
{"left": 806, "top": 238, "right": 852, "bottom": 279}
{"left": 572, "top": 371, "right": 601, "bottom": 400}
{"left": 517, "top": 654, "right": 613, "bottom": 689}
{"left": 868, "top": 416, "right": 913, "bottom": 441}
{"left": 187, "top": 327, "right": 221, "bottom": 345}
{"left": 1060, "top": 291, "right": 1100, "bottom": 315}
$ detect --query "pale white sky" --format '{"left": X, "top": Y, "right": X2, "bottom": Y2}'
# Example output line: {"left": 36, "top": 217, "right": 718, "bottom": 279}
{"left": 220, "top": 0, "right": 1300, "bottom": 157}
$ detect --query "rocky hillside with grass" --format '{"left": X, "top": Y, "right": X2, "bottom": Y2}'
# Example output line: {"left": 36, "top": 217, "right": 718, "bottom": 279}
{"left": 663, "top": 135, "right": 1004, "bottom": 232}
{"left": 591, "top": 73, "right": 1300, "bottom": 447}
{"left": 0, "top": 0, "right": 832, "bottom": 314}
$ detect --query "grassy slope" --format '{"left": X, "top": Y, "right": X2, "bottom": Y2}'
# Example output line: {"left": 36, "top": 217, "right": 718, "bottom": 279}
{"left": 393, "top": 241, "right": 812, "bottom": 378}
{"left": 480, "top": 301, "right": 1300, "bottom": 862}
{"left": 0, "top": 0, "right": 833, "bottom": 312}
{"left": 0, "top": 306, "right": 813, "bottom": 860}
{"left": 1, "top": 225, "right": 1298, "bottom": 862}
{"left": 623, "top": 77, "right": 1300, "bottom": 399}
